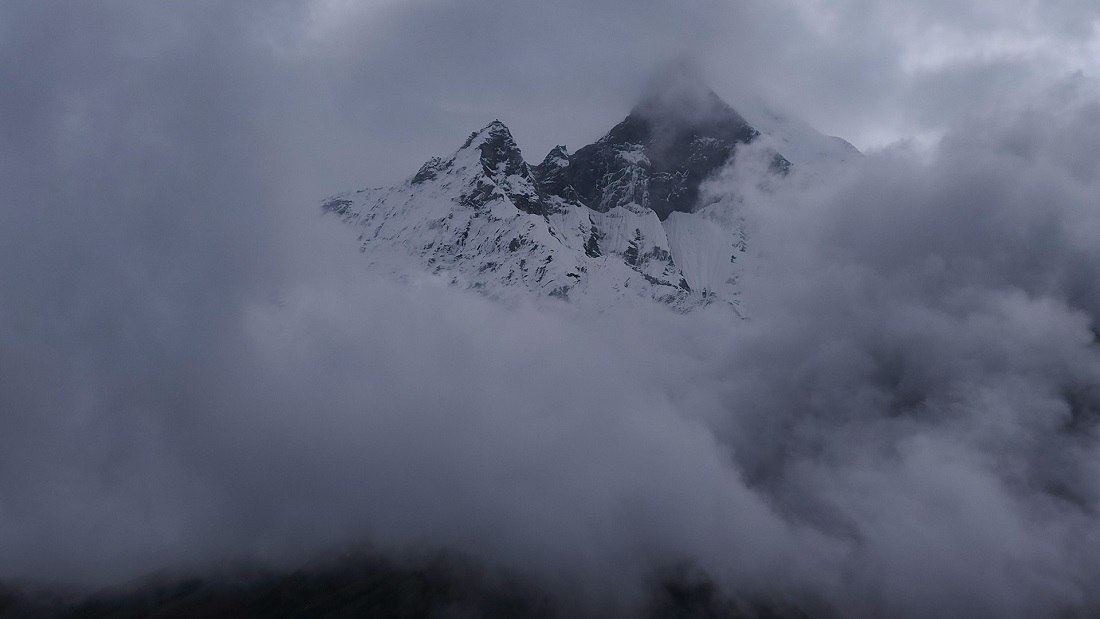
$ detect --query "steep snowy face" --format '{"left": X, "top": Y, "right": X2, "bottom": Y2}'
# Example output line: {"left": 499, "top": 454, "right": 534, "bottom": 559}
{"left": 727, "top": 93, "right": 861, "bottom": 171}
{"left": 319, "top": 86, "right": 857, "bottom": 312}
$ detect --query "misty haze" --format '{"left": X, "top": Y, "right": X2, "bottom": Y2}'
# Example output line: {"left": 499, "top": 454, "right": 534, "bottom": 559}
{"left": 2, "top": 2, "right": 1100, "bottom": 618}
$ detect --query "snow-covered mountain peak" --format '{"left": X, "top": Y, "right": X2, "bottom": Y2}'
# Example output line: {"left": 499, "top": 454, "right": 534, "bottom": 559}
{"left": 319, "top": 84, "right": 858, "bottom": 312}
{"left": 410, "top": 120, "right": 524, "bottom": 181}
{"left": 405, "top": 119, "right": 552, "bottom": 216}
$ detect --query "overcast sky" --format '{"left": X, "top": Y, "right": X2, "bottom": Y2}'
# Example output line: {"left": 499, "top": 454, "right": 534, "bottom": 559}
{"left": 286, "top": 0, "right": 1100, "bottom": 177}
{"left": 2, "top": 2, "right": 1100, "bottom": 617}
{"left": 5, "top": 1, "right": 1095, "bottom": 189}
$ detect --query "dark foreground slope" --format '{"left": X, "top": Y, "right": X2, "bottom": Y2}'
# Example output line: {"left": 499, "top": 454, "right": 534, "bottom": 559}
{"left": 0, "top": 554, "right": 816, "bottom": 619}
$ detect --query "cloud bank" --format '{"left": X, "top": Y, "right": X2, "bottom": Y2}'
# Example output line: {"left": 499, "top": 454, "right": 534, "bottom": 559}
{"left": 1, "top": 2, "right": 1100, "bottom": 618}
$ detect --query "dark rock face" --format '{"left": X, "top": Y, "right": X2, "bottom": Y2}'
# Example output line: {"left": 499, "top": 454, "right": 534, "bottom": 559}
{"left": 532, "top": 145, "right": 571, "bottom": 197}
{"left": 474, "top": 121, "right": 527, "bottom": 177}
{"left": 471, "top": 121, "right": 547, "bottom": 215}
{"left": 426, "top": 88, "right": 789, "bottom": 223}
{"left": 531, "top": 88, "right": 788, "bottom": 220}
{"left": 411, "top": 157, "right": 448, "bottom": 185}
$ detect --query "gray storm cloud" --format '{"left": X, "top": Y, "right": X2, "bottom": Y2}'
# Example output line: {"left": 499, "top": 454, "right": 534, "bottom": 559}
{"left": 699, "top": 90, "right": 1100, "bottom": 617}
{"left": 2, "top": 1, "right": 1100, "bottom": 618}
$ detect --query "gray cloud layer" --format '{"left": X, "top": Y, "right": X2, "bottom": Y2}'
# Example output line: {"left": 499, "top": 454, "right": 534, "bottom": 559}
{"left": 2, "top": 2, "right": 1100, "bottom": 617}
